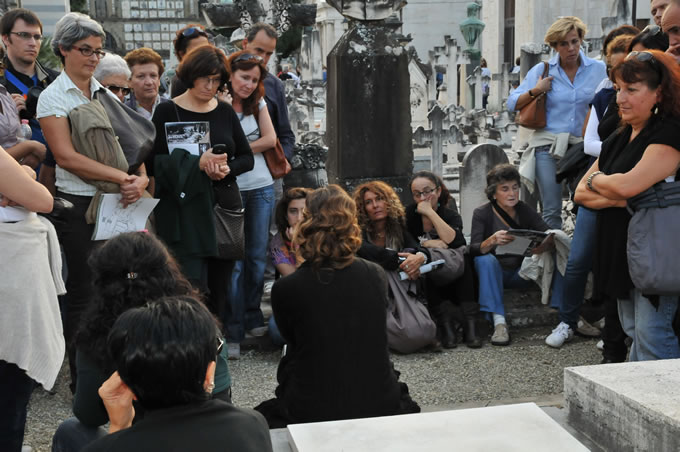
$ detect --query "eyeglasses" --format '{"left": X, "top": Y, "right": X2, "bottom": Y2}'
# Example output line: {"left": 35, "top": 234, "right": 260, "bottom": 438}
{"left": 196, "top": 75, "right": 223, "bottom": 87}
{"left": 642, "top": 24, "right": 662, "bottom": 36}
{"left": 216, "top": 336, "right": 224, "bottom": 355}
{"left": 10, "top": 31, "right": 42, "bottom": 41}
{"left": 106, "top": 85, "right": 131, "bottom": 95}
{"left": 233, "top": 53, "right": 263, "bottom": 64}
{"left": 412, "top": 187, "right": 437, "bottom": 199}
{"left": 72, "top": 46, "right": 106, "bottom": 59}
{"left": 181, "top": 26, "right": 207, "bottom": 38}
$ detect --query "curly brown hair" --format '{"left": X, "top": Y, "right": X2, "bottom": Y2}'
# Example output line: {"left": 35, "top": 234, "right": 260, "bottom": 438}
{"left": 294, "top": 185, "right": 362, "bottom": 270}
{"left": 226, "top": 49, "right": 267, "bottom": 116}
{"left": 352, "top": 181, "right": 406, "bottom": 248}
{"left": 610, "top": 50, "right": 680, "bottom": 120}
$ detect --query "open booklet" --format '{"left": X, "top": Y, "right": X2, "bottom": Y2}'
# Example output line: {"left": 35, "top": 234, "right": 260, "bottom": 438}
{"left": 165, "top": 121, "right": 210, "bottom": 156}
{"left": 495, "top": 229, "right": 549, "bottom": 257}
{"left": 92, "top": 194, "right": 159, "bottom": 241}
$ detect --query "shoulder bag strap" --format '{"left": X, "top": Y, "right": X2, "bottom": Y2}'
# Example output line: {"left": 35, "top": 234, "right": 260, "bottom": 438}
{"left": 491, "top": 200, "right": 521, "bottom": 229}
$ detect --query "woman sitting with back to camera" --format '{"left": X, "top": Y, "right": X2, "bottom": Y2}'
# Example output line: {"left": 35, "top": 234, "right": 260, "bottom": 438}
{"left": 255, "top": 185, "right": 419, "bottom": 428}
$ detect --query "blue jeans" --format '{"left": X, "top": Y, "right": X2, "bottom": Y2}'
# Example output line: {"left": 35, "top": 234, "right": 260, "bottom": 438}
{"left": 268, "top": 315, "right": 286, "bottom": 346}
{"left": 558, "top": 207, "right": 597, "bottom": 329}
{"left": 474, "top": 253, "right": 564, "bottom": 316}
{"left": 618, "top": 290, "right": 680, "bottom": 361}
{"left": 51, "top": 417, "right": 106, "bottom": 452}
{"left": 535, "top": 146, "right": 563, "bottom": 229}
{"left": 228, "top": 184, "right": 275, "bottom": 341}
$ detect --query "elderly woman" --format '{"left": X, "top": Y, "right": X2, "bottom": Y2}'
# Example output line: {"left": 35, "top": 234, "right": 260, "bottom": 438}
{"left": 37, "top": 12, "right": 148, "bottom": 392}
{"left": 406, "top": 171, "right": 481, "bottom": 348}
{"left": 0, "top": 146, "right": 60, "bottom": 452}
{"left": 471, "top": 164, "right": 564, "bottom": 346}
{"left": 79, "top": 296, "right": 273, "bottom": 452}
{"left": 93, "top": 53, "right": 131, "bottom": 102}
{"left": 575, "top": 50, "right": 680, "bottom": 362}
{"left": 254, "top": 185, "right": 419, "bottom": 428}
{"left": 148, "top": 45, "right": 253, "bottom": 339}
{"left": 508, "top": 16, "right": 606, "bottom": 229}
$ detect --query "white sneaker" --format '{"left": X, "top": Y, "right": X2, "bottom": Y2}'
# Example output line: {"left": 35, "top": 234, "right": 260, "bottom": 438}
{"left": 545, "top": 322, "right": 574, "bottom": 348}
{"left": 596, "top": 340, "right": 604, "bottom": 351}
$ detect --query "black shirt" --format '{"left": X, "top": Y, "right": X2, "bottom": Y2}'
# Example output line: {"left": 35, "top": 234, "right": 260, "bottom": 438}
{"left": 405, "top": 203, "right": 466, "bottom": 249}
{"left": 594, "top": 115, "right": 680, "bottom": 299}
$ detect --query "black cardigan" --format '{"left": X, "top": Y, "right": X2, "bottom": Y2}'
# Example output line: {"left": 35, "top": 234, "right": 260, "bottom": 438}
{"left": 357, "top": 225, "right": 429, "bottom": 271}
{"left": 405, "top": 203, "right": 466, "bottom": 249}
{"left": 469, "top": 201, "right": 548, "bottom": 257}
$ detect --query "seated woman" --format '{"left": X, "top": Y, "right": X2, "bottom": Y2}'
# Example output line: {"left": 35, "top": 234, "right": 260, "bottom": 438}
{"left": 255, "top": 185, "right": 419, "bottom": 428}
{"left": 51, "top": 232, "right": 232, "bottom": 452}
{"left": 470, "top": 164, "right": 564, "bottom": 346}
{"left": 81, "top": 296, "right": 273, "bottom": 452}
{"left": 406, "top": 171, "right": 481, "bottom": 348}
{"left": 267, "top": 187, "right": 310, "bottom": 345}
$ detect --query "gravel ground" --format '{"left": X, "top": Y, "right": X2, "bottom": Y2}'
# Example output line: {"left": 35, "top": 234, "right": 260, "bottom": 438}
{"left": 24, "top": 328, "right": 601, "bottom": 451}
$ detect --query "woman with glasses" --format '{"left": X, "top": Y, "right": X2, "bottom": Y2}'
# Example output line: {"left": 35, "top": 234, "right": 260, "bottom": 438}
{"left": 37, "top": 12, "right": 149, "bottom": 393}
{"left": 575, "top": 50, "right": 680, "bottom": 361}
{"left": 147, "top": 45, "right": 253, "bottom": 334}
{"left": 170, "top": 24, "right": 211, "bottom": 98}
{"left": 508, "top": 16, "right": 606, "bottom": 230}
{"left": 406, "top": 171, "right": 481, "bottom": 348}
{"left": 93, "top": 52, "right": 131, "bottom": 102}
{"left": 77, "top": 296, "right": 273, "bottom": 452}
{"left": 255, "top": 185, "right": 419, "bottom": 428}
{"left": 224, "top": 50, "right": 277, "bottom": 357}
{"left": 51, "top": 232, "right": 233, "bottom": 452}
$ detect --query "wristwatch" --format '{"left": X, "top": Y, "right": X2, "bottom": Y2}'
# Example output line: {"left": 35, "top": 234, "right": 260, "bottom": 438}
{"left": 587, "top": 171, "right": 604, "bottom": 193}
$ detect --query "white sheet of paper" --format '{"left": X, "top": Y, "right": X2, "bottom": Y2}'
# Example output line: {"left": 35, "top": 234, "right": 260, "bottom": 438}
{"left": 92, "top": 194, "right": 159, "bottom": 241}
{"left": 495, "top": 236, "right": 533, "bottom": 256}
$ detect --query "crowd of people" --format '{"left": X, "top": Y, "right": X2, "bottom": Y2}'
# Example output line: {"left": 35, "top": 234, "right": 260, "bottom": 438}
{"left": 2, "top": 1, "right": 680, "bottom": 451}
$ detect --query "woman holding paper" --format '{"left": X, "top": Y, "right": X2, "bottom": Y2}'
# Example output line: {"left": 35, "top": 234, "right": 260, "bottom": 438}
{"left": 470, "top": 164, "right": 563, "bottom": 346}
{"left": 37, "top": 13, "right": 149, "bottom": 392}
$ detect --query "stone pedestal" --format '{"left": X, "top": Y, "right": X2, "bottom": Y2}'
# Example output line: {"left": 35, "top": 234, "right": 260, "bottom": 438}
{"left": 326, "top": 21, "right": 413, "bottom": 201}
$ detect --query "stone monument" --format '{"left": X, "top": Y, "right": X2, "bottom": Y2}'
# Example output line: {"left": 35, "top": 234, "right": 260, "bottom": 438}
{"left": 459, "top": 2, "right": 485, "bottom": 110}
{"left": 325, "top": 0, "right": 413, "bottom": 202}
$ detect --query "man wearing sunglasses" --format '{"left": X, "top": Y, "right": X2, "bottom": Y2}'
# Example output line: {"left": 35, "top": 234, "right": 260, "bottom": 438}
{"left": 124, "top": 47, "right": 169, "bottom": 120}
{"left": 662, "top": 0, "right": 680, "bottom": 63}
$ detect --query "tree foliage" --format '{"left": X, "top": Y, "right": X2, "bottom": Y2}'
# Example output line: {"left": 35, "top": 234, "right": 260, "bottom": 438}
{"left": 70, "top": 0, "right": 88, "bottom": 14}
{"left": 37, "top": 37, "right": 62, "bottom": 71}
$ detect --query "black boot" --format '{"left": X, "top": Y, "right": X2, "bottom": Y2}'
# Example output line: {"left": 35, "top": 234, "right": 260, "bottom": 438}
{"left": 464, "top": 317, "right": 483, "bottom": 349}
{"left": 439, "top": 320, "right": 458, "bottom": 349}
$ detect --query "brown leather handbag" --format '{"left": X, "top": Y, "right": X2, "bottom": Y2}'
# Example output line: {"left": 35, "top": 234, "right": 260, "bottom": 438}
{"left": 263, "top": 139, "right": 291, "bottom": 179}
{"left": 517, "top": 62, "right": 549, "bottom": 130}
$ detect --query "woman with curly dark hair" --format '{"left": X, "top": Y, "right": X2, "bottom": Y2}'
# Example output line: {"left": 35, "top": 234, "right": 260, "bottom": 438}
{"left": 51, "top": 232, "right": 232, "bottom": 452}
{"left": 255, "top": 185, "right": 419, "bottom": 428}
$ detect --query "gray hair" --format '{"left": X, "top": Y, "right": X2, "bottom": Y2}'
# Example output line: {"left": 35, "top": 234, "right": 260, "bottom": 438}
{"left": 52, "top": 12, "right": 106, "bottom": 63}
{"left": 94, "top": 52, "right": 131, "bottom": 81}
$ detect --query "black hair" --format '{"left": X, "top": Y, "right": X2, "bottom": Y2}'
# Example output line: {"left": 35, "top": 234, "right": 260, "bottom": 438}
{"left": 602, "top": 25, "right": 640, "bottom": 56}
{"left": 0, "top": 8, "right": 42, "bottom": 36}
{"left": 275, "top": 187, "right": 311, "bottom": 240}
{"left": 108, "top": 296, "right": 220, "bottom": 410}
{"left": 484, "top": 164, "right": 521, "bottom": 201}
{"left": 245, "top": 22, "right": 277, "bottom": 43}
{"left": 409, "top": 170, "right": 451, "bottom": 206}
{"left": 173, "top": 23, "right": 209, "bottom": 60}
{"left": 76, "top": 232, "right": 197, "bottom": 372}
{"left": 628, "top": 28, "right": 669, "bottom": 52}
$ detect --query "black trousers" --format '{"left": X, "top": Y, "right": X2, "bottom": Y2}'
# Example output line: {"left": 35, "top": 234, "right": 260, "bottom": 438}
{"left": 0, "top": 360, "right": 35, "bottom": 452}
{"left": 602, "top": 293, "right": 628, "bottom": 362}
{"left": 426, "top": 253, "right": 479, "bottom": 321}
{"left": 56, "top": 192, "right": 99, "bottom": 393}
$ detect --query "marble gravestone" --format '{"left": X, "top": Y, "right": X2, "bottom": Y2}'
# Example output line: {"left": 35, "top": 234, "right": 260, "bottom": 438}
{"left": 459, "top": 143, "right": 509, "bottom": 234}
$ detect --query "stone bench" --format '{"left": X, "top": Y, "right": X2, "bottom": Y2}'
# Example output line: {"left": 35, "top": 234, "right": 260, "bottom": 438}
{"left": 564, "top": 359, "right": 680, "bottom": 452}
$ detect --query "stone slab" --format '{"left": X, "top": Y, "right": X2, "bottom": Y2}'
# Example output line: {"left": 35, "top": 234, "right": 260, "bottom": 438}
{"left": 286, "top": 403, "right": 588, "bottom": 452}
{"left": 565, "top": 359, "right": 680, "bottom": 452}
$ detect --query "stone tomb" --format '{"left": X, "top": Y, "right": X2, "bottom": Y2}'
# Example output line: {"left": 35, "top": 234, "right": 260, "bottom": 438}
{"left": 565, "top": 359, "right": 680, "bottom": 452}
{"left": 275, "top": 403, "right": 587, "bottom": 451}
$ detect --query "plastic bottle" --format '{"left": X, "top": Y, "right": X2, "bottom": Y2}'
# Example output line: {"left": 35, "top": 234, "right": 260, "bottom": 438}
{"left": 19, "top": 119, "right": 32, "bottom": 141}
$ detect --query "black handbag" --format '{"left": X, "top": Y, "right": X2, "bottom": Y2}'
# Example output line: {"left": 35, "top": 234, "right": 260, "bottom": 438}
{"left": 214, "top": 205, "right": 245, "bottom": 261}
{"left": 93, "top": 89, "right": 156, "bottom": 173}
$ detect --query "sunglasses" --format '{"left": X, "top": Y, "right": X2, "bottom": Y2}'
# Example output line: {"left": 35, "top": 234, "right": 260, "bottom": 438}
{"left": 626, "top": 50, "right": 658, "bottom": 63}
{"left": 10, "top": 31, "right": 42, "bottom": 41}
{"left": 641, "top": 24, "right": 662, "bottom": 36}
{"left": 181, "top": 26, "right": 207, "bottom": 38}
{"left": 233, "top": 53, "right": 264, "bottom": 64}
{"left": 106, "top": 85, "right": 131, "bottom": 95}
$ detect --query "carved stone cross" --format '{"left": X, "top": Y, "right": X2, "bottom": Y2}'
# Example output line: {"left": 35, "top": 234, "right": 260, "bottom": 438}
{"left": 413, "top": 104, "right": 462, "bottom": 177}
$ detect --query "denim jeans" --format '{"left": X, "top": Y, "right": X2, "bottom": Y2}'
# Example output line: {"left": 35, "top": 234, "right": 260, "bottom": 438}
{"left": 228, "top": 184, "right": 275, "bottom": 341}
{"left": 474, "top": 253, "right": 564, "bottom": 317}
{"left": 268, "top": 315, "right": 286, "bottom": 346}
{"left": 0, "top": 361, "right": 35, "bottom": 452}
{"left": 534, "top": 146, "right": 563, "bottom": 229}
{"left": 558, "top": 207, "right": 597, "bottom": 329}
{"left": 618, "top": 290, "right": 680, "bottom": 361}
{"left": 51, "top": 417, "right": 106, "bottom": 452}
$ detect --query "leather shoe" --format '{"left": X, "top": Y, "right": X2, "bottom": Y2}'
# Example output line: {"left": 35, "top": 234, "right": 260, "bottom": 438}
{"left": 464, "top": 317, "right": 482, "bottom": 348}
{"left": 439, "top": 321, "right": 458, "bottom": 349}
{"left": 491, "top": 324, "right": 510, "bottom": 346}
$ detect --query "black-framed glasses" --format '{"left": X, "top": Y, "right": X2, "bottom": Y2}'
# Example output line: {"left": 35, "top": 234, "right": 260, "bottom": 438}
{"left": 412, "top": 187, "right": 436, "bottom": 199}
{"left": 216, "top": 336, "right": 224, "bottom": 355}
{"left": 233, "top": 53, "right": 263, "bottom": 64}
{"left": 642, "top": 24, "right": 662, "bottom": 36}
{"left": 106, "top": 85, "right": 131, "bottom": 95}
{"left": 10, "top": 31, "right": 42, "bottom": 41}
{"left": 72, "top": 46, "right": 106, "bottom": 59}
